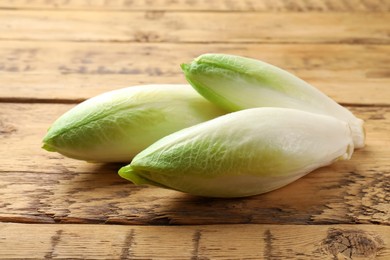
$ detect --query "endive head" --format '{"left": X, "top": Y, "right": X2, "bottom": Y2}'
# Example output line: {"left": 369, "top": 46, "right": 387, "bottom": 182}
{"left": 119, "top": 107, "right": 354, "bottom": 198}
{"left": 42, "top": 84, "right": 226, "bottom": 162}
{"left": 181, "top": 53, "right": 365, "bottom": 149}
{"left": 181, "top": 53, "right": 314, "bottom": 111}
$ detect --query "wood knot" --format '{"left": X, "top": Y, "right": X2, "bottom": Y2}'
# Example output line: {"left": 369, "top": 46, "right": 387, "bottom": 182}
{"left": 321, "top": 228, "right": 384, "bottom": 259}
{"left": 0, "top": 120, "right": 17, "bottom": 137}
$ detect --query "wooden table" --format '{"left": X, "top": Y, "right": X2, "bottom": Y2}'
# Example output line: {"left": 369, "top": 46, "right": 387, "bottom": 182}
{"left": 1, "top": 0, "right": 389, "bottom": 259}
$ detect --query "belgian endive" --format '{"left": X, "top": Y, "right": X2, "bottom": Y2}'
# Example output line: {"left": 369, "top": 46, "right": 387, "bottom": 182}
{"left": 181, "top": 54, "right": 365, "bottom": 148}
{"left": 119, "top": 108, "right": 354, "bottom": 198}
{"left": 42, "top": 84, "right": 225, "bottom": 162}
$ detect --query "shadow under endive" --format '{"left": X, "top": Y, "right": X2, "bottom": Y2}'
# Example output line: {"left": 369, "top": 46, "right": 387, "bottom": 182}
{"left": 64, "top": 161, "right": 353, "bottom": 226}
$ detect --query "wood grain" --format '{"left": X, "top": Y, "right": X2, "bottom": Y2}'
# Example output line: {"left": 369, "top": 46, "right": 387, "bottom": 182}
{"left": 0, "top": 41, "right": 389, "bottom": 105}
{"left": 0, "top": 0, "right": 389, "bottom": 258}
{"left": 1, "top": 103, "right": 389, "bottom": 225}
{"left": 1, "top": 0, "right": 389, "bottom": 12}
{"left": 0, "top": 223, "right": 389, "bottom": 259}
{"left": 0, "top": 11, "right": 388, "bottom": 43}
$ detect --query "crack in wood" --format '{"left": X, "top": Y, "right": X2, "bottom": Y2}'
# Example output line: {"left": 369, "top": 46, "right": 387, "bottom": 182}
{"left": 263, "top": 229, "right": 274, "bottom": 260}
{"left": 44, "top": 229, "right": 63, "bottom": 259}
{"left": 191, "top": 229, "right": 202, "bottom": 260}
{"left": 120, "top": 229, "right": 135, "bottom": 260}
{"left": 321, "top": 228, "right": 385, "bottom": 259}
{"left": 311, "top": 167, "right": 390, "bottom": 225}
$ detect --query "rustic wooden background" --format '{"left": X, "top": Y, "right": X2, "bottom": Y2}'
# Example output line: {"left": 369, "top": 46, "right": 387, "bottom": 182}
{"left": 0, "top": 0, "right": 389, "bottom": 259}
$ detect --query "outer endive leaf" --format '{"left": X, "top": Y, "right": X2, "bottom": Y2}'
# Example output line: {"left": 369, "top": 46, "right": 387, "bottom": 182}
{"left": 42, "top": 84, "right": 226, "bottom": 162}
{"left": 181, "top": 53, "right": 365, "bottom": 148}
{"left": 119, "top": 108, "right": 354, "bottom": 198}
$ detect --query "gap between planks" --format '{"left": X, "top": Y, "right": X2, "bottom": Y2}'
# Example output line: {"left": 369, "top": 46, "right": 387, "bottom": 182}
{"left": 2, "top": 38, "right": 390, "bottom": 45}
{"left": 0, "top": 38, "right": 388, "bottom": 45}
{"left": 2, "top": 97, "right": 390, "bottom": 108}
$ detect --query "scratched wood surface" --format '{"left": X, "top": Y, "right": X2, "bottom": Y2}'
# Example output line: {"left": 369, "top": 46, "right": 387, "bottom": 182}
{"left": 0, "top": 0, "right": 389, "bottom": 259}
{"left": 0, "top": 11, "right": 388, "bottom": 44}
{"left": 0, "top": 42, "right": 389, "bottom": 105}
{"left": 1, "top": 104, "right": 389, "bottom": 225}
{"left": 1, "top": 223, "right": 389, "bottom": 259}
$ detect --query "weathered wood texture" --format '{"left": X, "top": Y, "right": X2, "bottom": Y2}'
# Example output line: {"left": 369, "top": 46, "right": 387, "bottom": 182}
{"left": 1, "top": 103, "right": 389, "bottom": 225}
{"left": 0, "top": 223, "right": 389, "bottom": 259}
{"left": 0, "top": 41, "right": 388, "bottom": 104}
{"left": 0, "top": 0, "right": 389, "bottom": 258}
{"left": 1, "top": 0, "right": 389, "bottom": 12}
{"left": 0, "top": 11, "right": 388, "bottom": 43}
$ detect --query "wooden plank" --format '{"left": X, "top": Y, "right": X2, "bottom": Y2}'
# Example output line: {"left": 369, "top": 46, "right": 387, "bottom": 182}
{"left": 0, "top": 103, "right": 389, "bottom": 225}
{"left": 1, "top": 0, "right": 388, "bottom": 12}
{"left": 0, "top": 11, "right": 388, "bottom": 43}
{"left": 0, "top": 223, "right": 389, "bottom": 259}
{"left": 0, "top": 41, "right": 389, "bottom": 105}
